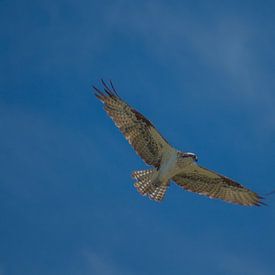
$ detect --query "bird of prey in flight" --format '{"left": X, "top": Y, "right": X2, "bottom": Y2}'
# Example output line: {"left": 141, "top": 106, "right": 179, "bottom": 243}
{"left": 94, "top": 80, "right": 264, "bottom": 206}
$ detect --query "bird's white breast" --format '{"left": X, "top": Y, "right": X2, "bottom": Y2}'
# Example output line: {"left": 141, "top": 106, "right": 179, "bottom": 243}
{"left": 158, "top": 149, "right": 179, "bottom": 181}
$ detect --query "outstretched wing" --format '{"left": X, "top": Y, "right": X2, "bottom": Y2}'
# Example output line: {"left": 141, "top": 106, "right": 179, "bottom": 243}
{"left": 94, "top": 80, "right": 171, "bottom": 168}
{"left": 173, "top": 164, "right": 264, "bottom": 206}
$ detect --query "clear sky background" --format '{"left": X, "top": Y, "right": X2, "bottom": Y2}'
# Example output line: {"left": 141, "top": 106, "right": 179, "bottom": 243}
{"left": 1, "top": 1, "right": 275, "bottom": 274}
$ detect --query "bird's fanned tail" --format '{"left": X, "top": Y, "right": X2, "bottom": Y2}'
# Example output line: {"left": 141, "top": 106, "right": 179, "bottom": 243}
{"left": 132, "top": 169, "right": 168, "bottom": 201}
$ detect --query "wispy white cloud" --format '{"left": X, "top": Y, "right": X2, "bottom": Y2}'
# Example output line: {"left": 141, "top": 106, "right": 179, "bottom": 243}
{"left": 102, "top": 1, "right": 275, "bottom": 136}
{"left": 85, "top": 251, "right": 130, "bottom": 275}
{"left": 0, "top": 1, "right": 115, "bottom": 80}
{"left": 217, "top": 251, "right": 273, "bottom": 275}
{"left": 148, "top": 219, "right": 275, "bottom": 275}
{"left": 105, "top": 1, "right": 269, "bottom": 94}
{"left": 0, "top": 101, "right": 103, "bottom": 199}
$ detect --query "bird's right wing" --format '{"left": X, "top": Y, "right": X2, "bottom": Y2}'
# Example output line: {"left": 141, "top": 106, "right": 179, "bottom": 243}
{"left": 94, "top": 80, "right": 172, "bottom": 168}
{"left": 173, "top": 163, "right": 264, "bottom": 206}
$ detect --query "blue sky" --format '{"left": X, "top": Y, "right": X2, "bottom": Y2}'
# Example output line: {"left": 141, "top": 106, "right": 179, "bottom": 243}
{"left": 1, "top": 0, "right": 275, "bottom": 274}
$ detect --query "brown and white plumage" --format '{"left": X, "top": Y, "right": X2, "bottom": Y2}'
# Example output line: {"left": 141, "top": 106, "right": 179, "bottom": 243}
{"left": 173, "top": 164, "right": 263, "bottom": 206}
{"left": 94, "top": 80, "right": 265, "bottom": 206}
{"left": 94, "top": 80, "right": 171, "bottom": 168}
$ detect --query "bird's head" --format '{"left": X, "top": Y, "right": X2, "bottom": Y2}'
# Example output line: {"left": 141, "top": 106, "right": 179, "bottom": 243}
{"left": 180, "top": 152, "right": 198, "bottom": 162}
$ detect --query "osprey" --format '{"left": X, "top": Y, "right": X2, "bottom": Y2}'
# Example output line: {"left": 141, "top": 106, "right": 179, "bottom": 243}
{"left": 94, "top": 80, "right": 264, "bottom": 206}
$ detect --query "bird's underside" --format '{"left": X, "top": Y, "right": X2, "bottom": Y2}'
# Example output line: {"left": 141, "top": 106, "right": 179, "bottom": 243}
{"left": 94, "top": 80, "right": 265, "bottom": 206}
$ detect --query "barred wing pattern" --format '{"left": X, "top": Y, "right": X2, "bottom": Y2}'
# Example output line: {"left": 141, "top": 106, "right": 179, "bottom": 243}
{"left": 94, "top": 80, "right": 171, "bottom": 168}
{"left": 173, "top": 164, "right": 264, "bottom": 206}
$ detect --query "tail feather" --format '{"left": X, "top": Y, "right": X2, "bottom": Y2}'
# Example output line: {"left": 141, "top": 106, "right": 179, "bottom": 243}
{"left": 132, "top": 169, "right": 169, "bottom": 201}
{"left": 134, "top": 181, "right": 152, "bottom": 195}
{"left": 132, "top": 169, "right": 155, "bottom": 182}
{"left": 132, "top": 169, "right": 155, "bottom": 195}
{"left": 147, "top": 184, "right": 168, "bottom": 201}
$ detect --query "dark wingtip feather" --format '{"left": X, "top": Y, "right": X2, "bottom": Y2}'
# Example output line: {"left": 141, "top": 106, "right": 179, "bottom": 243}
{"left": 256, "top": 189, "right": 275, "bottom": 206}
{"left": 110, "top": 80, "right": 120, "bottom": 97}
{"left": 101, "top": 79, "right": 114, "bottom": 97}
{"left": 93, "top": 79, "right": 121, "bottom": 101}
{"left": 254, "top": 195, "right": 267, "bottom": 207}
{"left": 93, "top": 85, "right": 105, "bottom": 100}
{"left": 256, "top": 202, "right": 268, "bottom": 207}
{"left": 259, "top": 199, "right": 268, "bottom": 207}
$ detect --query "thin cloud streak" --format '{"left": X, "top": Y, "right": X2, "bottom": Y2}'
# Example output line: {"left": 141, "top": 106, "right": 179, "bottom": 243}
{"left": 104, "top": 1, "right": 275, "bottom": 101}
{"left": 103, "top": 1, "right": 275, "bottom": 135}
{"left": 85, "top": 251, "right": 131, "bottom": 275}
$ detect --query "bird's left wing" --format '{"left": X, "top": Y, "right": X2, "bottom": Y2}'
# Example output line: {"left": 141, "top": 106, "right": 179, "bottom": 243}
{"left": 94, "top": 80, "right": 171, "bottom": 168}
{"left": 172, "top": 163, "right": 264, "bottom": 206}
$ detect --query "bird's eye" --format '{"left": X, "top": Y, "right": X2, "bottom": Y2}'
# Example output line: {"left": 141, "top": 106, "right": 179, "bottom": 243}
{"left": 188, "top": 153, "right": 198, "bottom": 161}
{"left": 182, "top": 152, "right": 198, "bottom": 161}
